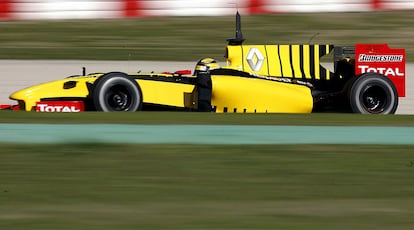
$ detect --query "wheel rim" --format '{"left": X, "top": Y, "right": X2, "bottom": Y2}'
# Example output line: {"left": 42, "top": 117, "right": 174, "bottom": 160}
{"left": 361, "top": 85, "right": 388, "bottom": 114}
{"left": 105, "top": 85, "right": 132, "bottom": 111}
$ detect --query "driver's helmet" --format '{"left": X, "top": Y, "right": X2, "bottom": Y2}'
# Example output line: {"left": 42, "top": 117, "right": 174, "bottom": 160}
{"left": 194, "top": 58, "right": 220, "bottom": 75}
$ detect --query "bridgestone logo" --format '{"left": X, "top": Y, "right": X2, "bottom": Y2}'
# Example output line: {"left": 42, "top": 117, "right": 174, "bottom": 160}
{"left": 358, "top": 54, "right": 403, "bottom": 62}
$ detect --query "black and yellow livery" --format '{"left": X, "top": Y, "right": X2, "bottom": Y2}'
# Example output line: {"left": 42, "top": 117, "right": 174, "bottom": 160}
{"left": 5, "top": 12, "right": 404, "bottom": 114}
{"left": 226, "top": 44, "right": 334, "bottom": 80}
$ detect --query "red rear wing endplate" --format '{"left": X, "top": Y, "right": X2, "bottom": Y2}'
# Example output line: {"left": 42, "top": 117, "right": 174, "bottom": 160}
{"left": 355, "top": 44, "right": 406, "bottom": 97}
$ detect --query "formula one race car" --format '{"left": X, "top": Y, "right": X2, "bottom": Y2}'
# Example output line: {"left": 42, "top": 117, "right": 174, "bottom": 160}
{"left": 1, "top": 12, "right": 406, "bottom": 114}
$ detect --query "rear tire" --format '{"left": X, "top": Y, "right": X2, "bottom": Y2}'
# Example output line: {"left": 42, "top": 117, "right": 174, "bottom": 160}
{"left": 93, "top": 72, "right": 142, "bottom": 112}
{"left": 348, "top": 73, "right": 398, "bottom": 114}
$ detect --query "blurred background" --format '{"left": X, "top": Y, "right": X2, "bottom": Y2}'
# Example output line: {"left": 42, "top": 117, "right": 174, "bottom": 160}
{"left": 0, "top": 0, "right": 413, "bottom": 61}
{"left": 2, "top": 2, "right": 414, "bottom": 229}
{"left": 2, "top": 0, "right": 414, "bottom": 18}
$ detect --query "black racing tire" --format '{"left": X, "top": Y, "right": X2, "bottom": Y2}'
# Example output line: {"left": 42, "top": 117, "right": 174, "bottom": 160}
{"left": 93, "top": 72, "right": 142, "bottom": 112}
{"left": 348, "top": 73, "right": 398, "bottom": 114}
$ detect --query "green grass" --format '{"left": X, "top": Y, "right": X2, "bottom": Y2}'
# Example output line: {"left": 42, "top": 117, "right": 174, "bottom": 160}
{"left": 2, "top": 112, "right": 414, "bottom": 229}
{"left": 1, "top": 144, "right": 414, "bottom": 229}
{"left": 1, "top": 11, "right": 413, "bottom": 61}
{"left": 2, "top": 111, "right": 414, "bottom": 126}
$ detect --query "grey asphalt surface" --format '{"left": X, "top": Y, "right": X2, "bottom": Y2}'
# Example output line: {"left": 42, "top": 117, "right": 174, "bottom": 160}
{"left": 1, "top": 60, "right": 413, "bottom": 114}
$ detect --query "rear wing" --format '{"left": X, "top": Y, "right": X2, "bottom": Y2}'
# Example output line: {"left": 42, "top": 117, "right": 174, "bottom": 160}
{"left": 355, "top": 44, "right": 406, "bottom": 97}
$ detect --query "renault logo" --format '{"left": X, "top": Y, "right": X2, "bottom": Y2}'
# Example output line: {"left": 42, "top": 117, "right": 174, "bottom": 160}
{"left": 246, "top": 48, "right": 264, "bottom": 71}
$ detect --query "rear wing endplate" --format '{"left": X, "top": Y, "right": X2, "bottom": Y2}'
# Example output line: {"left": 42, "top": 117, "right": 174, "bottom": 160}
{"left": 355, "top": 44, "right": 406, "bottom": 97}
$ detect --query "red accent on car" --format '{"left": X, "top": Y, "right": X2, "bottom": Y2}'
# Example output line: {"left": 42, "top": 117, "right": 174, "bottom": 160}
{"left": 0, "top": 104, "right": 19, "bottom": 110}
{"left": 174, "top": 70, "right": 192, "bottom": 75}
{"left": 0, "top": 104, "right": 10, "bottom": 110}
{"left": 355, "top": 44, "right": 406, "bottom": 97}
{"left": 35, "top": 101, "right": 85, "bottom": 112}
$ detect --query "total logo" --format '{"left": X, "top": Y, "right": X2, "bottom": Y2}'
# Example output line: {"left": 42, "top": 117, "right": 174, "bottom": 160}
{"left": 36, "top": 101, "right": 84, "bottom": 112}
{"left": 357, "top": 65, "right": 404, "bottom": 77}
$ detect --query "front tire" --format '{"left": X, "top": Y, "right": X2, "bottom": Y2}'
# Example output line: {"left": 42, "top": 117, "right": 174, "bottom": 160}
{"left": 93, "top": 72, "right": 142, "bottom": 112}
{"left": 348, "top": 73, "right": 398, "bottom": 114}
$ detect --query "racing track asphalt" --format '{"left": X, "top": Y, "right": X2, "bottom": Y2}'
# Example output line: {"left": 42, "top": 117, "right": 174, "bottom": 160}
{"left": 1, "top": 60, "right": 413, "bottom": 114}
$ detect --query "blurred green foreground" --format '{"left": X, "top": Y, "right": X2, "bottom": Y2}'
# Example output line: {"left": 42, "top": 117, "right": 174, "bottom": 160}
{"left": 1, "top": 144, "right": 414, "bottom": 230}
{"left": 1, "top": 102, "right": 414, "bottom": 229}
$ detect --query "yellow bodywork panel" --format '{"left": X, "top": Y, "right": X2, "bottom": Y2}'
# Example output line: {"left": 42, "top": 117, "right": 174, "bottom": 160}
{"left": 10, "top": 75, "right": 197, "bottom": 111}
{"left": 211, "top": 75, "right": 313, "bottom": 113}
{"left": 137, "top": 79, "right": 196, "bottom": 108}
{"left": 10, "top": 78, "right": 93, "bottom": 111}
{"left": 226, "top": 45, "right": 244, "bottom": 70}
{"left": 10, "top": 68, "right": 313, "bottom": 113}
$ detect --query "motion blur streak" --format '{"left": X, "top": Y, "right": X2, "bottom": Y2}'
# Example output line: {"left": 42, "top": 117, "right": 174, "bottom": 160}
{"left": 1, "top": 124, "right": 414, "bottom": 144}
{"left": 1, "top": 0, "right": 414, "bottom": 19}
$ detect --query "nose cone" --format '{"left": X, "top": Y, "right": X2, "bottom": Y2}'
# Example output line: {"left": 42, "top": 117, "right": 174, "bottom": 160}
{"left": 9, "top": 80, "right": 66, "bottom": 111}
{"left": 9, "top": 86, "right": 41, "bottom": 111}
{"left": 9, "top": 87, "right": 32, "bottom": 100}
{"left": 8, "top": 77, "right": 92, "bottom": 111}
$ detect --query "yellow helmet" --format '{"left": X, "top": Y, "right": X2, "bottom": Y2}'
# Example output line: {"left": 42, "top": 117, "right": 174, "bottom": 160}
{"left": 194, "top": 58, "right": 220, "bottom": 74}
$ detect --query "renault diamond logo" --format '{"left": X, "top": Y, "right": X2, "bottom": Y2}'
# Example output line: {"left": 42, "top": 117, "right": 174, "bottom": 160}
{"left": 246, "top": 48, "right": 264, "bottom": 71}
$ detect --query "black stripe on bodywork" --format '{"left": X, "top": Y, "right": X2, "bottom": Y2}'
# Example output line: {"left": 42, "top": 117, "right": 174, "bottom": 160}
{"left": 289, "top": 45, "right": 296, "bottom": 78}
{"left": 299, "top": 45, "right": 306, "bottom": 78}
{"left": 277, "top": 45, "right": 284, "bottom": 77}
{"left": 130, "top": 74, "right": 196, "bottom": 85}
{"left": 309, "top": 45, "right": 315, "bottom": 79}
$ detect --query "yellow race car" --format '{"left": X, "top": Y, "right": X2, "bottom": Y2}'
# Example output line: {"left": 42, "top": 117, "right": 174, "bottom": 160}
{"left": 3, "top": 12, "right": 406, "bottom": 114}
